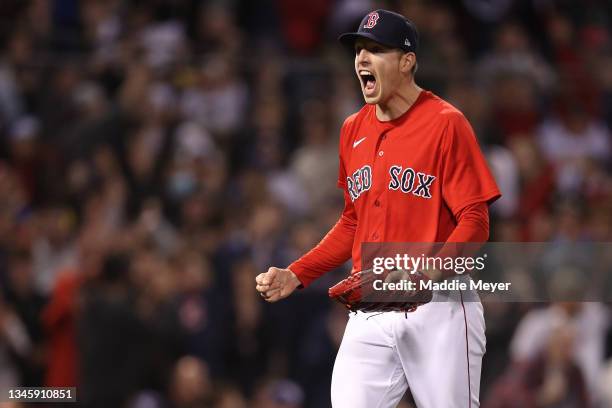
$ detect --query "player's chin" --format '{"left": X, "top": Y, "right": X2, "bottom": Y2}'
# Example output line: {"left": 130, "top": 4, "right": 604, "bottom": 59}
{"left": 362, "top": 92, "right": 381, "bottom": 105}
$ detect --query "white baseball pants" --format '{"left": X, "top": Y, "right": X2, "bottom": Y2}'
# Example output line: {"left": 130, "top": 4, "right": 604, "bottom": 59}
{"left": 331, "top": 290, "right": 485, "bottom": 408}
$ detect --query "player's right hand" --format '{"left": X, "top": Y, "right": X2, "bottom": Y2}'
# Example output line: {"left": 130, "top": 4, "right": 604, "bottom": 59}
{"left": 255, "top": 267, "right": 301, "bottom": 302}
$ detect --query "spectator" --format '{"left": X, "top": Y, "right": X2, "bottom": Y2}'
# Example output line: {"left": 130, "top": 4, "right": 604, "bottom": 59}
{"left": 252, "top": 378, "right": 305, "bottom": 408}
{"left": 537, "top": 93, "right": 611, "bottom": 194}
{"left": 510, "top": 301, "right": 609, "bottom": 403}
{"left": 4, "top": 249, "right": 45, "bottom": 386}
{"left": 168, "top": 356, "right": 214, "bottom": 408}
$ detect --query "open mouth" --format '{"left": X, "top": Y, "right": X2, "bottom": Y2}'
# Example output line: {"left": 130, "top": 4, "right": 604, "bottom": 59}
{"left": 359, "top": 70, "right": 376, "bottom": 94}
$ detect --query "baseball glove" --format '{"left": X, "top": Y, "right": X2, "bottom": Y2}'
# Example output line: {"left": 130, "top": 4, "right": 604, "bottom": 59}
{"left": 328, "top": 269, "right": 433, "bottom": 313}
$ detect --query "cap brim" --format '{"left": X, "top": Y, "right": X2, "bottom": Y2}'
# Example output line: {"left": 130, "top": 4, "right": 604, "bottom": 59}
{"left": 338, "top": 32, "right": 395, "bottom": 51}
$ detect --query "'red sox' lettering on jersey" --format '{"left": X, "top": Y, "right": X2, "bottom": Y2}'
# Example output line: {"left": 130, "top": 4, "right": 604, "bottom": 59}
{"left": 348, "top": 164, "right": 436, "bottom": 202}
{"left": 346, "top": 165, "right": 372, "bottom": 201}
{"left": 388, "top": 166, "right": 436, "bottom": 198}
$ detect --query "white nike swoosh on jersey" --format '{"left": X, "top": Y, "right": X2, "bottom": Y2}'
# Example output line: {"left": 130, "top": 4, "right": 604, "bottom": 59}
{"left": 353, "top": 137, "right": 367, "bottom": 148}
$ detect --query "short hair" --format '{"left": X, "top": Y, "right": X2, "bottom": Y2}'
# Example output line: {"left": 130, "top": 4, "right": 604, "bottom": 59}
{"left": 399, "top": 51, "right": 417, "bottom": 77}
{"left": 411, "top": 61, "right": 418, "bottom": 76}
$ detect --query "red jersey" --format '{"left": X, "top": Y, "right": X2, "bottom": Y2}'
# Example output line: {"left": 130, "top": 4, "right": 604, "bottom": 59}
{"left": 290, "top": 91, "right": 500, "bottom": 286}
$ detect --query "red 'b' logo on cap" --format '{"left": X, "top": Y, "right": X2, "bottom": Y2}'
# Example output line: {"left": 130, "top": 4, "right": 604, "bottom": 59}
{"left": 364, "top": 12, "right": 379, "bottom": 29}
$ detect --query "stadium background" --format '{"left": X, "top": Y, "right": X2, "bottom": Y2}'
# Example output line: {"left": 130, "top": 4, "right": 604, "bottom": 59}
{"left": 0, "top": 0, "right": 611, "bottom": 407}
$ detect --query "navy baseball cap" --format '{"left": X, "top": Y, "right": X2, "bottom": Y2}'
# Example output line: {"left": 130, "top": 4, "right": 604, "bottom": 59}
{"left": 339, "top": 9, "right": 419, "bottom": 54}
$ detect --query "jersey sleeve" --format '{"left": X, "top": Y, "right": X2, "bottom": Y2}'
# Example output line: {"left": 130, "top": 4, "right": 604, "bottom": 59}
{"left": 441, "top": 112, "right": 501, "bottom": 216}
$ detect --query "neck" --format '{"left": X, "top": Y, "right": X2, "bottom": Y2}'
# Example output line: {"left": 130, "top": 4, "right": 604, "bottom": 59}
{"left": 375, "top": 80, "right": 422, "bottom": 121}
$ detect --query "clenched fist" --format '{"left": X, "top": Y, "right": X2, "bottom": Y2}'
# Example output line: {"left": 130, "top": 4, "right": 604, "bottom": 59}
{"left": 255, "top": 267, "right": 301, "bottom": 302}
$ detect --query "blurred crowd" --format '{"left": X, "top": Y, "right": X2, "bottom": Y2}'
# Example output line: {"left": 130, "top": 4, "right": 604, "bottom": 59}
{"left": 0, "top": 0, "right": 611, "bottom": 407}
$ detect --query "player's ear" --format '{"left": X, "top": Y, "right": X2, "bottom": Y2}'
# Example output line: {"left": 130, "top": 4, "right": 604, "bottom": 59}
{"left": 400, "top": 52, "right": 416, "bottom": 75}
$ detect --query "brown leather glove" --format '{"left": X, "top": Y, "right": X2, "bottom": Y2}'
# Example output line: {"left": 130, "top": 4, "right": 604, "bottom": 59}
{"left": 328, "top": 269, "right": 433, "bottom": 313}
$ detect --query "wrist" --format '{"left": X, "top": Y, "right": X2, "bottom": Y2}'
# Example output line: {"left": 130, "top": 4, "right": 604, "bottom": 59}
{"left": 287, "top": 268, "right": 303, "bottom": 289}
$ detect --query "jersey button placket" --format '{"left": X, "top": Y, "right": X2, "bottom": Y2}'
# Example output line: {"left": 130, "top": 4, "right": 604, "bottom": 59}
{"left": 371, "top": 132, "right": 387, "bottom": 243}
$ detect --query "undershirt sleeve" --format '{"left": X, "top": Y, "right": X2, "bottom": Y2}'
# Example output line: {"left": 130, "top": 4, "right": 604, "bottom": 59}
{"left": 446, "top": 201, "right": 489, "bottom": 243}
{"left": 433, "top": 201, "right": 490, "bottom": 279}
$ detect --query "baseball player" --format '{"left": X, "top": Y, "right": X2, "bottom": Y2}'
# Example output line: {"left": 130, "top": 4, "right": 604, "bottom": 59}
{"left": 255, "top": 9, "right": 501, "bottom": 408}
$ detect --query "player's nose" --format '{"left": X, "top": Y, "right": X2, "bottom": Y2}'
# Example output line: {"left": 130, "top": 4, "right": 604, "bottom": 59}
{"left": 355, "top": 48, "right": 370, "bottom": 62}
{"left": 355, "top": 50, "right": 371, "bottom": 68}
